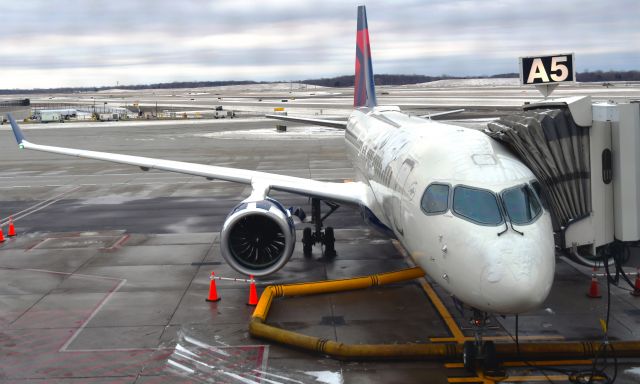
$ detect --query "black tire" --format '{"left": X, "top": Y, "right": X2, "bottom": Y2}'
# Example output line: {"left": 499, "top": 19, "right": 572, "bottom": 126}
{"left": 481, "top": 341, "right": 498, "bottom": 372}
{"left": 302, "top": 227, "right": 313, "bottom": 257}
{"left": 303, "top": 244, "right": 312, "bottom": 256}
{"left": 323, "top": 227, "right": 336, "bottom": 256}
{"left": 324, "top": 227, "right": 335, "bottom": 243}
{"left": 463, "top": 341, "right": 477, "bottom": 372}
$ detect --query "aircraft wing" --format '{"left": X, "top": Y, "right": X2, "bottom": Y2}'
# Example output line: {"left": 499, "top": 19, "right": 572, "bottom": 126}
{"left": 6, "top": 114, "right": 367, "bottom": 206}
{"left": 265, "top": 114, "right": 347, "bottom": 129}
{"left": 419, "top": 109, "right": 465, "bottom": 119}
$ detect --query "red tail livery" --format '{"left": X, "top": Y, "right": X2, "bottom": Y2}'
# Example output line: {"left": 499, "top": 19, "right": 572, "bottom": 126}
{"left": 354, "top": 5, "right": 377, "bottom": 108}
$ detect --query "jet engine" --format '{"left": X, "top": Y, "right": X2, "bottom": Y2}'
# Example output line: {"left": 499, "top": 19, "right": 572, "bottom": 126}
{"left": 220, "top": 197, "right": 296, "bottom": 276}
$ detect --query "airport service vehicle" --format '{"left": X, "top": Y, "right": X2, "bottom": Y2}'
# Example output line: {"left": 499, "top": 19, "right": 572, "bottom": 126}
{"left": 7, "top": 6, "right": 557, "bottom": 364}
{"left": 39, "top": 111, "right": 63, "bottom": 123}
{"left": 34, "top": 109, "right": 77, "bottom": 122}
{"left": 99, "top": 113, "right": 119, "bottom": 121}
{"left": 214, "top": 109, "right": 234, "bottom": 119}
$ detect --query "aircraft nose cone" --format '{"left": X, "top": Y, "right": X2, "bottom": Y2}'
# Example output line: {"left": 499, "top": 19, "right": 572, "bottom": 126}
{"left": 490, "top": 276, "right": 549, "bottom": 313}
{"left": 480, "top": 241, "right": 554, "bottom": 314}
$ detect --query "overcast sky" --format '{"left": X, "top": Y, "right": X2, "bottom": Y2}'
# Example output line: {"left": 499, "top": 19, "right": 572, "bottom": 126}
{"left": 2, "top": 0, "right": 639, "bottom": 89}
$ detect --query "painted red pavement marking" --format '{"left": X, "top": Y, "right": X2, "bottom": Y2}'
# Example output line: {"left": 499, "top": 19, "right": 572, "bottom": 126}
{"left": 101, "top": 233, "right": 131, "bottom": 252}
{"left": 0, "top": 267, "right": 271, "bottom": 381}
{"left": 58, "top": 278, "right": 126, "bottom": 352}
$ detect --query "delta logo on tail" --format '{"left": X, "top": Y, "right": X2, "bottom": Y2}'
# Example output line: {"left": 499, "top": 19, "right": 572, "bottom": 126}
{"left": 354, "top": 5, "right": 377, "bottom": 108}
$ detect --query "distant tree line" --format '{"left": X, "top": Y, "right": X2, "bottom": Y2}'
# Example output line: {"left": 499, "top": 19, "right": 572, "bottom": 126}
{"left": 301, "top": 74, "right": 444, "bottom": 87}
{"left": 576, "top": 70, "right": 640, "bottom": 82}
{"left": 300, "top": 71, "right": 640, "bottom": 87}
{"left": 1, "top": 71, "right": 638, "bottom": 94}
{"left": 301, "top": 73, "right": 525, "bottom": 87}
{"left": 0, "top": 80, "right": 261, "bottom": 95}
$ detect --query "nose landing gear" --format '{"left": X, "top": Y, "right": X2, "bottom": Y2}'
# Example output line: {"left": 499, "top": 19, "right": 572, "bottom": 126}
{"left": 462, "top": 310, "right": 499, "bottom": 373}
{"left": 301, "top": 198, "right": 339, "bottom": 258}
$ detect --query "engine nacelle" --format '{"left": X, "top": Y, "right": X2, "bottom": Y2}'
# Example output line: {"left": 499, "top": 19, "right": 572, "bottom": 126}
{"left": 220, "top": 197, "right": 296, "bottom": 276}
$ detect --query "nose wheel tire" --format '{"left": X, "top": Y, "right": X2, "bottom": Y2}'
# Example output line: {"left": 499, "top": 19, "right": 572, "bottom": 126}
{"left": 463, "top": 340, "right": 498, "bottom": 373}
{"left": 463, "top": 341, "right": 477, "bottom": 372}
{"left": 481, "top": 341, "right": 497, "bottom": 372}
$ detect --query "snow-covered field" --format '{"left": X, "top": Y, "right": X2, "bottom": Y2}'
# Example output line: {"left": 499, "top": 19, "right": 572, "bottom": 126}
{"left": 413, "top": 78, "right": 521, "bottom": 88}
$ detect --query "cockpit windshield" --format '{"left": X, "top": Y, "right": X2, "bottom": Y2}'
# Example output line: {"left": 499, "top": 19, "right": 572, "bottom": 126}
{"left": 501, "top": 184, "right": 542, "bottom": 225}
{"left": 422, "top": 183, "right": 543, "bottom": 228}
{"left": 452, "top": 186, "right": 503, "bottom": 225}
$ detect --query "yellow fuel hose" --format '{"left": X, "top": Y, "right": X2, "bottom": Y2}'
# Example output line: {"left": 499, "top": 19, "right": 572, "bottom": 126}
{"left": 252, "top": 267, "right": 425, "bottom": 322}
{"left": 249, "top": 267, "right": 640, "bottom": 360}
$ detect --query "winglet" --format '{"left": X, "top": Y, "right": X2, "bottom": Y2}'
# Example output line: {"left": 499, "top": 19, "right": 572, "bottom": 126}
{"left": 7, "top": 114, "right": 26, "bottom": 148}
{"left": 354, "top": 5, "right": 377, "bottom": 108}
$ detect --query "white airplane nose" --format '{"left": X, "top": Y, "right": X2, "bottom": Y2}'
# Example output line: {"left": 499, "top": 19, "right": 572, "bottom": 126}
{"left": 483, "top": 275, "right": 548, "bottom": 314}
{"left": 480, "top": 241, "right": 555, "bottom": 314}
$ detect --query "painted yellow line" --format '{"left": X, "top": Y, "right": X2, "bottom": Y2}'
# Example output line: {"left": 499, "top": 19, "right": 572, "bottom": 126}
{"left": 402, "top": 243, "right": 584, "bottom": 384}
{"left": 448, "top": 374, "right": 570, "bottom": 383}
{"left": 432, "top": 335, "right": 565, "bottom": 343}
{"left": 431, "top": 337, "right": 462, "bottom": 343}
{"left": 418, "top": 277, "right": 466, "bottom": 343}
{"left": 502, "top": 359, "right": 593, "bottom": 367}
{"left": 445, "top": 359, "right": 592, "bottom": 369}
{"left": 490, "top": 375, "right": 568, "bottom": 382}
{"left": 447, "top": 377, "right": 483, "bottom": 383}
{"left": 393, "top": 240, "right": 466, "bottom": 344}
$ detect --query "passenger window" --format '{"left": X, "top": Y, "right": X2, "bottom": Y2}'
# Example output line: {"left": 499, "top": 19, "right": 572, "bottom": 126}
{"left": 421, "top": 184, "right": 449, "bottom": 214}
{"left": 502, "top": 185, "right": 542, "bottom": 225}
{"left": 453, "top": 186, "right": 502, "bottom": 225}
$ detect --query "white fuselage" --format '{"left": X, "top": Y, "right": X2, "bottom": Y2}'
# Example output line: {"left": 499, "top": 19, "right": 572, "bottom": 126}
{"left": 345, "top": 106, "right": 555, "bottom": 314}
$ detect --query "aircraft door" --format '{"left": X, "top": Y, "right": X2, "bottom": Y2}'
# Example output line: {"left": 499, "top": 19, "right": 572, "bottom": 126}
{"left": 392, "top": 157, "right": 415, "bottom": 236}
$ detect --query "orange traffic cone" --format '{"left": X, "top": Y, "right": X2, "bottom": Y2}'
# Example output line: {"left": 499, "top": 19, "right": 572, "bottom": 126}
{"left": 631, "top": 268, "right": 640, "bottom": 297}
{"left": 205, "top": 271, "right": 221, "bottom": 302}
{"left": 247, "top": 275, "right": 258, "bottom": 306}
{"left": 587, "top": 268, "right": 602, "bottom": 298}
{"left": 7, "top": 216, "right": 16, "bottom": 237}
{"left": 0, "top": 226, "right": 5, "bottom": 243}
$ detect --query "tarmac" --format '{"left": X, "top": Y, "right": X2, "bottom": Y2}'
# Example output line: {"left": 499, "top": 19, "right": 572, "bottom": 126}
{"left": 1, "top": 85, "right": 640, "bottom": 383}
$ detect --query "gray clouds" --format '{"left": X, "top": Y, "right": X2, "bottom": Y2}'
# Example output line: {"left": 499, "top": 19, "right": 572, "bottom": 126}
{"left": 2, "top": 0, "right": 638, "bottom": 88}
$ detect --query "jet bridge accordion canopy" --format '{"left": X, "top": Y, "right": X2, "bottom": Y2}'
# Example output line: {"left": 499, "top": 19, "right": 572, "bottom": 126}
{"left": 486, "top": 107, "right": 591, "bottom": 231}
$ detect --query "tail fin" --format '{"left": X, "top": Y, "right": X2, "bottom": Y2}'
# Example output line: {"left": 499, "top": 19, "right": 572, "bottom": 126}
{"left": 354, "top": 5, "right": 377, "bottom": 108}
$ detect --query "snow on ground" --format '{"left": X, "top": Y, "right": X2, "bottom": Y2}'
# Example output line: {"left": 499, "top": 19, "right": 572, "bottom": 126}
{"left": 413, "top": 78, "right": 520, "bottom": 88}
{"left": 625, "top": 367, "right": 640, "bottom": 378}
{"left": 0, "top": 118, "right": 266, "bottom": 131}
{"left": 304, "top": 371, "right": 344, "bottom": 384}
{"left": 194, "top": 126, "right": 344, "bottom": 140}
{"left": 164, "top": 83, "right": 328, "bottom": 93}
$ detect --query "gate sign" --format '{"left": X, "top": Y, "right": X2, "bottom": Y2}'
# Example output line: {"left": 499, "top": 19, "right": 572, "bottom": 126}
{"left": 519, "top": 53, "right": 575, "bottom": 85}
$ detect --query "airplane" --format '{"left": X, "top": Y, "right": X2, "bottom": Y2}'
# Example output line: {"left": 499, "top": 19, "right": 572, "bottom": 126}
{"left": 7, "top": 5, "right": 555, "bottom": 367}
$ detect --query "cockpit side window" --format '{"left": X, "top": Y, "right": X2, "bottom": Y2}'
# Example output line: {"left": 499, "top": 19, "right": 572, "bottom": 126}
{"left": 502, "top": 184, "right": 542, "bottom": 225}
{"left": 530, "top": 180, "right": 549, "bottom": 210}
{"left": 453, "top": 186, "right": 503, "bottom": 225}
{"left": 421, "top": 183, "right": 450, "bottom": 214}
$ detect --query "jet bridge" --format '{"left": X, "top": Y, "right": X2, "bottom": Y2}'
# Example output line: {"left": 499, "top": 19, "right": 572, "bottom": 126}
{"left": 486, "top": 96, "right": 640, "bottom": 263}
